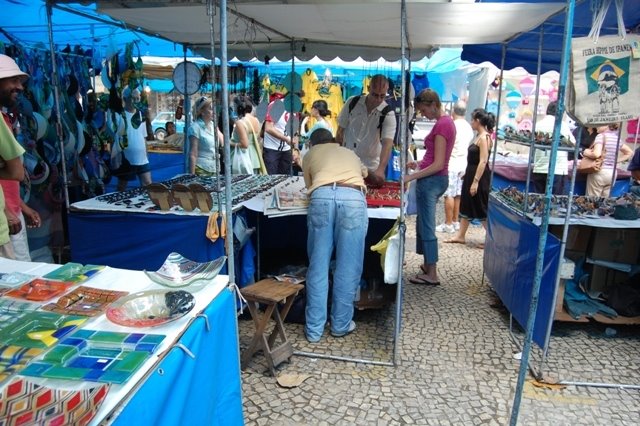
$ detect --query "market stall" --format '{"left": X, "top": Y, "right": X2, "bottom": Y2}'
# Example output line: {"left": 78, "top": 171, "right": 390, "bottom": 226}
{"left": 0, "top": 257, "right": 243, "bottom": 425}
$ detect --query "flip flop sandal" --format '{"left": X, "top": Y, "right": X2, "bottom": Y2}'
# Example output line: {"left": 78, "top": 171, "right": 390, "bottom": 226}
{"left": 171, "top": 183, "right": 197, "bottom": 211}
{"left": 189, "top": 183, "right": 213, "bottom": 213}
{"left": 408, "top": 275, "right": 440, "bottom": 286}
{"left": 146, "top": 183, "right": 174, "bottom": 211}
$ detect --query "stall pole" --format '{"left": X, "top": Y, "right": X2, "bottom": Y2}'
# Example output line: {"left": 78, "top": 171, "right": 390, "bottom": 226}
{"left": 182, "top": 46, "right": 193, "bottom": 175}
{"left": 509, "top": 1, "right": 576, "bottom": 424}
{"left": 288, "top": 40, "right": 296, "bottom": 176}
{"left": 391, "top": 0, "right": 410, "bottom": 367}
{"left": 45, "top": 0, "right": 71, "bottom": 211}
{"left": 296, "top": 0, "right": 412, "bottom": 368}
{"left": 218, "top": 0, "right": 236, "bottom": 284}
{"left": 207, "top": 0, "right": 223, "bottom": 201}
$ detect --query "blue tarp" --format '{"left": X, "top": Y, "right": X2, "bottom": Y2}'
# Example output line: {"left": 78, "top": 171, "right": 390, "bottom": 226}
{"left": 484, "top": 195, "right": 561, "bottom": 348}
{"left": 462, "top": 0, "right": 640, "bottom": 74}
{"left": 0, "top": 1, "right": 193, "bottom": 58}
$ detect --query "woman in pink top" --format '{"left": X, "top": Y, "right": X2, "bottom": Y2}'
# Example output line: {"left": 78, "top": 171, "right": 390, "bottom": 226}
{"left": 584, "top": 123, "right": 633, "bottom": 197}
{"left": 404, "top": 89, "right": 456, "bottom": 285}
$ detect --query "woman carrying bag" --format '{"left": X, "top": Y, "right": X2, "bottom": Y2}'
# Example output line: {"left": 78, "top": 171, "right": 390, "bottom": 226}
{"left": 584, "top": 123, "right": 633, "bottom": 197}
{"left": 230, "top": 95, "right": 267, "bottom": 175}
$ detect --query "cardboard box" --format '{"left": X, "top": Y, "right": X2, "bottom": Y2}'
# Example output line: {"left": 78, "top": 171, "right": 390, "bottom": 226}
{"left": 549, "top": 225, "right": 592, "bottom": 254}
{"left": 588, "top": 264, "right": 630, "bottom": 295}
{"left": 589, "top": 228, "right": 640, "bottom": 265}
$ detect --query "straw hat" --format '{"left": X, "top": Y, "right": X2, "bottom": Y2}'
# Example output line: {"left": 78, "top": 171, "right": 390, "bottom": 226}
{"left": 0, "top": 54, "right": 29, "bottom": 81}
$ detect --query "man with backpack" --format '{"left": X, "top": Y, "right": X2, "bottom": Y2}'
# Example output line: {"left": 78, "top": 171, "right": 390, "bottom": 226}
{"left": 336, "top": 74, "right": 396, "bottom": 187}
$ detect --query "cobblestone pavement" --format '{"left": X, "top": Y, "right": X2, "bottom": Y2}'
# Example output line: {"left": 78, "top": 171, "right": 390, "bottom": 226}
{"left": 239, "top": 209, "right": 640, "bottom": 425}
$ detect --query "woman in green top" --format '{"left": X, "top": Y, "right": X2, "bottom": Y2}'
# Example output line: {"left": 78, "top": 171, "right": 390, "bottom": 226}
{"left": 230, "top": 95, "right": 267, "bottom": 175}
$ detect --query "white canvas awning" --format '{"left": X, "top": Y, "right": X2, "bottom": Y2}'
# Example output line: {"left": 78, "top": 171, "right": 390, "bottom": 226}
{"left": 54, "top": 1, "right": 566, "bottom": 61}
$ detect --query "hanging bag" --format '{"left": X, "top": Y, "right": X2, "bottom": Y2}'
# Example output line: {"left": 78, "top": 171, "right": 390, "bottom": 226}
{"left": 577, "top": 135, "right": 607, "bottom": 174}
{"left": 568, "top": 0, "right": 640, "bottom": 125}
{"left": 231, "top": 145, "right": 254, "bottom": 175}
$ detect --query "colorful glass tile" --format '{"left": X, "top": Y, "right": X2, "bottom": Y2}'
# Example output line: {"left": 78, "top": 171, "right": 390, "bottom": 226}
{"left": 0, "top": 311, "right": 86, "bottom": 349}
{"left": 0, "top": 272, "right": 36, "bottom": 291}
{"left": 41, "top": 286, "right": 128, "bottom": 317}
{"left": 42, "top": 263, "right": 105, "bottom": 284}
{"left": 0, "top": 346, "right": 43, "bottom": 385}
{"left": 0, "top": 299, "right": 39, "bottom": 329}
{"left": 20, "top": 330, "right": 165, "bottom": 384}
{"left": 0, "top": 376, "right": 109, "bottom": 426}
{"left": 4, "top": 278, "right": 74, "bottom": 302}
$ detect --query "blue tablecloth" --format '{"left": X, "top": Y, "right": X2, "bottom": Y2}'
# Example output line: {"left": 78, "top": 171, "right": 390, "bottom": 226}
{"left": 483, "top": 195, "right": 561, "bottom": 348}
{"left": 113, "top": 288, "right": 243, "bottom": 425}
{"left": 69, "top": 211, "right": 225, "bottom": 271}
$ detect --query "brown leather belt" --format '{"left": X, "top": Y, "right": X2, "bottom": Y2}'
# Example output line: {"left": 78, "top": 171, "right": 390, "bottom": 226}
{"left": 324, "top": 182, "right": 366, "bottom": 193}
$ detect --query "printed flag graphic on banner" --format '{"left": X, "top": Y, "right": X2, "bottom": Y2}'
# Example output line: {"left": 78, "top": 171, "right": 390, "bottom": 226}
{"left": 569, "top": 35, "right": 640, "bottom": 125}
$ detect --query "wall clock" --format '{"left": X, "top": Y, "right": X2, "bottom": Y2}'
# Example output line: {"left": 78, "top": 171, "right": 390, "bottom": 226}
{"left": 172, "top": 61, "right": 201, "bottom": 95}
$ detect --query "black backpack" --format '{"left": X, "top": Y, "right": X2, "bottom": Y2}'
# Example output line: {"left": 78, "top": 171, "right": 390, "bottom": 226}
{"left": 347, "top": 95, "right": 393, "bottom": 137}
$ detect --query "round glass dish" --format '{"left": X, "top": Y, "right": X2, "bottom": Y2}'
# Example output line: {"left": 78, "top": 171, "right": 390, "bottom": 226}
{"left": 106, "top": 289, "right": 195, "bottom": 328}
{"left": 144, "top": 252, "right": 226, "bottom": 291}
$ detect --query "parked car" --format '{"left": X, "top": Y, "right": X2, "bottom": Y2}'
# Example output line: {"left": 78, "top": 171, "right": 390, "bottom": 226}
{"left": 151, "top": 112, "right": 185, "bottom": 140}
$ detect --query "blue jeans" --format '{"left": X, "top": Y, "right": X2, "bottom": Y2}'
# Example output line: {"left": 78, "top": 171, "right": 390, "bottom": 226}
{"left": 305, "top": 185, "right": 368, "bottom": 341}
{"left": 416, "top": 175, "right": 448, "bottom": 265}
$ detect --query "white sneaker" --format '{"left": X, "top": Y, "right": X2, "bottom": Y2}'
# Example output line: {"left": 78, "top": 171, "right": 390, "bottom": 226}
{"left": 435, "top": 223, "right": 455, "bottom": 233}
{"left": 453, "top": 221, "right": 460, "bottom": 231}
{"left": 331, "top": 320, "right": 356, "bottom": 337}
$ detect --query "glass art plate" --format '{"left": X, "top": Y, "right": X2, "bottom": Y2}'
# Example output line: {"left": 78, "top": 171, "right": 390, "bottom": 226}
{"left": 41, "top": 286, "right": 129, "bottom": 317}
{"left": 43, "top": 262, "right": 105, "bottom": 284}
{"left": 0, "top": 272, "right": 36, "bottom": 290}
{"left": 144, "top": 252, "right": 226, "bottom": 291}
{"left": 5, "top": 278, "right": 74, "bottom": 301}
{"left": 20, "top": 329, "right": 165, "bottom": 384}
{"left": 105, "top": 289, "right": 195, "bottom": 328}
{"left": 0, "top": 311, "right": 86, "bottom": 348}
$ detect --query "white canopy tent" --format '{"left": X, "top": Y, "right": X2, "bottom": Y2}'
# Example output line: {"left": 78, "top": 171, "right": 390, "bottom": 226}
{"left": 54, "top": 1, "right": 566, "bottom": 61}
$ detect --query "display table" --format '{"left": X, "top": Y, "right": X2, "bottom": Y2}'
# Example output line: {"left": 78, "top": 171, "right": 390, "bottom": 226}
{"left": 69, "top": 175, "right": 399, "bottom": 271}
{"left": 484, "top": 194, "right": 640, "bottom": 349}
{"left": 0, "top": 258, "right": 243, "bottom": 425}
{"left": 490, "top": 153, "right": 632, "bottom": 196}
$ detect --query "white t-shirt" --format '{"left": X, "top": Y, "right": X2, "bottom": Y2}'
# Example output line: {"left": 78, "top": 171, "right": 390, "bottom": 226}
{"left": 123, "top": 110, "right": 148, "bottom": 166}
{"left": 263, "top": 102, "right": 292, "bottom": 152}
{"left": 337, "top": 95, "right": 397, "bottom": 171}
{"left": 450, "top": 118, "right": 473, "bottom": 174}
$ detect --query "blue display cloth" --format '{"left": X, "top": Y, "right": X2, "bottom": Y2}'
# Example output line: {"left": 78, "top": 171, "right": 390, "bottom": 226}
{"left": 113, "top": 288, "right": 243, "bottom": 426}
{"left": 484, "top": 195, "right": 561, "bottom": 348}
{"left": 69, "top": 211, "right": 225, "bottom": 271}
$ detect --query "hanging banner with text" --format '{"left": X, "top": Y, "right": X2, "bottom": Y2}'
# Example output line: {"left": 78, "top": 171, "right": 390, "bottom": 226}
{"left": 568, "top": 35, "right": 640, "bottom": 126}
